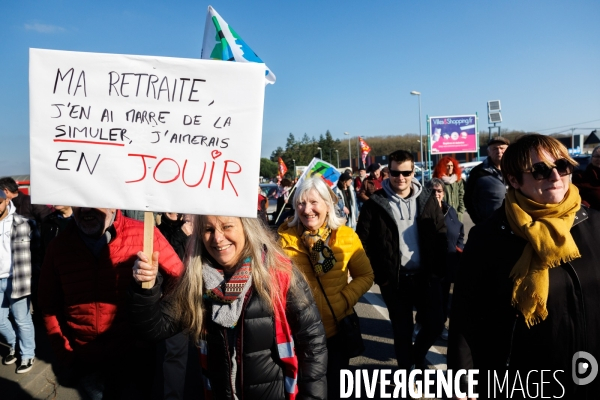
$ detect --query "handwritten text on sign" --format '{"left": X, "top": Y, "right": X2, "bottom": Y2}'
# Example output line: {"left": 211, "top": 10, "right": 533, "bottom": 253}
{"left": 30, "top": 49, "right": 265, "bottom": 217}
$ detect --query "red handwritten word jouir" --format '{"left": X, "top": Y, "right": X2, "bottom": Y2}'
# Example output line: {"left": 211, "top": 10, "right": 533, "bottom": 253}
{"left": 125, "top": 153, "right": 242, "bottom": 196}
{"left": 54, "top": 139, "right": 125, "bottom": 147}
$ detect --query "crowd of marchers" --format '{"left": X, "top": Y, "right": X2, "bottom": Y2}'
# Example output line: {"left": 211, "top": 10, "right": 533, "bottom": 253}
{"left": 1, "top": 135, "right": 600, "bottom": 399}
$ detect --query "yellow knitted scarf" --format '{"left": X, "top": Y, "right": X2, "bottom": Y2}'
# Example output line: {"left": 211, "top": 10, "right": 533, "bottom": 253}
{"left": 505, "top": 185, "right": 581, "bottom": 327}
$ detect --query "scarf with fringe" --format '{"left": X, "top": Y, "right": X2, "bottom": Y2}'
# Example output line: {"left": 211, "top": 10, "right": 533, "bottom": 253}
{"left": 300, "top": 223, "right": 336, "bottom": 276}
{"left": 505, "top": 185, "right": 581, "bottom": 327}
{"left": 203, "top": 258, "right": 252, "bottom": 328}
{"left": 198, "top": 265, "right": 299, "bottom": 400}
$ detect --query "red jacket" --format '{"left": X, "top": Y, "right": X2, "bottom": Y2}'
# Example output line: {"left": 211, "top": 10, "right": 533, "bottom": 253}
{"left": 357, "top": 175, "right": 383, "bottom": 202}
{"left": 38, "top": 210, "right": 184, "bottom": 365}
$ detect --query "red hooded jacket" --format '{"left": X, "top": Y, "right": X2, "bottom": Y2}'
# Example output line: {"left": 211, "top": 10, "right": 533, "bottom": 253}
{"left": 38, "top": 210, "right": 184, "bottom": 365}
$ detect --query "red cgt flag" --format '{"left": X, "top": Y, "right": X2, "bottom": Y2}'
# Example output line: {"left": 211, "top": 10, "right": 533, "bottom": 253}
{"left": 359, "top": 137, "right": 371, "bottom": 166}
{"left": 278, "top": 157, "right": 288, "bottom": 177}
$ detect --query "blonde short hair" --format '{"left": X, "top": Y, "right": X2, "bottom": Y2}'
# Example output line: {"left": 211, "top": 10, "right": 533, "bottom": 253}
{"left": 287, "top": 177, "right": 346, "bottom": 230}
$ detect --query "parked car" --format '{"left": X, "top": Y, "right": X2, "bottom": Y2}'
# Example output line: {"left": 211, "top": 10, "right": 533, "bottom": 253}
{"left": 259, "top": 183, "right": 278, "bottom": 222}
{"left": 459, "top": 161, "right": 482, "bottom": 181}
{"left": 572, "top": 154, "right": 591, "bottom": 172}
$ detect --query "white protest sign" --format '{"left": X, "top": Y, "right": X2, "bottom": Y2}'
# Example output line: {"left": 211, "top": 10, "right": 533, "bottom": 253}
{"left": 29, "top": 48, "right": 265, "bottom": 217}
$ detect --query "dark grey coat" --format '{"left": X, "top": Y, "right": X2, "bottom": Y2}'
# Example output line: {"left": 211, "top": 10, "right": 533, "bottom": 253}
{"left": 464, "top": 157, "right": 507, "bottom": 224}
{"left": 448, "top": 204, "right": 600, "bottom": 399}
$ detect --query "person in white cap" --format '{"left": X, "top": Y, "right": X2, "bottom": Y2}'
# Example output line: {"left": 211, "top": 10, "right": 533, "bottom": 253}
{"left": 0, "top": 189, "right": 37, "bottom": 374}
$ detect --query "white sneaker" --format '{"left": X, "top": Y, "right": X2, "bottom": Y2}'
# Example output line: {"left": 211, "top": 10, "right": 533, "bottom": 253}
{"left": 3, "top": 348, "right": 17, "bottom": 365}
{"left": 16, "top": 358, "right": 35, "bottom": 374}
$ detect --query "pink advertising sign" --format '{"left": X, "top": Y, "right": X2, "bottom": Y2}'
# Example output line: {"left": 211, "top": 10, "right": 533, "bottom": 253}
{"left": 429, "top": 115, "right": 477, "bottom": 155}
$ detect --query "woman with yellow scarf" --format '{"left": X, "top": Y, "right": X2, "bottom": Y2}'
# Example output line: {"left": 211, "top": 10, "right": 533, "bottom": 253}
{"left": 278, "top": 177, "right": 374, "bottom": 400}
{"left": 448, "top": 134, "right": 600, "bottom": 399}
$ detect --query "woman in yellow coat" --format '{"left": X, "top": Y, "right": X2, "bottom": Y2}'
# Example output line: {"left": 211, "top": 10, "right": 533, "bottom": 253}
{"left": 278, "top": 177, "right": 374, "bottom": 400}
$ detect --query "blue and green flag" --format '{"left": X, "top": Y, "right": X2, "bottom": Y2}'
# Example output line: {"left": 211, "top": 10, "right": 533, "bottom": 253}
{"left": 201, "top": 6, "right": 276, "bottom": 85}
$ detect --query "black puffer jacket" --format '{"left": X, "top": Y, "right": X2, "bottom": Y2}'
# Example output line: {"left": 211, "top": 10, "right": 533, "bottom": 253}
{"left": 448, "top": 204, "right": 600, "bottom": 399}
{"left": 356, "top": 184, "right": 447, "bottom": 286}
{"left": 464, "top": 157, "right": 507, "bottom": 224}
{"left": 128, "top": 270, "right": 327, "bottom": 400}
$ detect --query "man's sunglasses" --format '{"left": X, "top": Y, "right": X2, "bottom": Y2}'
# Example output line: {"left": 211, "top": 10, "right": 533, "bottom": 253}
{"left": 389, "top": 169, "right": 413, "bottom": 177}
{"left": 526, "top": 158, "right": 574, "bottom": 180}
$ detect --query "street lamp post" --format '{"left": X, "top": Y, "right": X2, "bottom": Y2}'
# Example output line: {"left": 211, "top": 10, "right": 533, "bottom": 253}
{"left": 357, "top": 136, "right": 360, "bottom": 169}
{"left": 335, "top": 150, "right": 339, "bottom": 168}
{"left": 344, "top": 132, "right": 351, "bottom": 169}
{"left": 410, "top": 91, "right": 424, "bottom": 183}
{"left": 317, "top": 147, "right": 323, "bottom": 159}
{"left": 292, "top": 159, "right": 296, "bottom": 178}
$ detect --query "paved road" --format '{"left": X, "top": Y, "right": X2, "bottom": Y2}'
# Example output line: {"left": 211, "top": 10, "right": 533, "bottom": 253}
{"left": 0, "top": 214, "right": 475, "bottom": 399}
{"left": 346, "top": 213, "right": 474, "bottom": 400}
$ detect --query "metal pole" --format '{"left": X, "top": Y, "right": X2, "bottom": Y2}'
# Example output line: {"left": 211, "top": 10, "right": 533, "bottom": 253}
{"left": 336, "top": 150, "right": 339, "bottom": 168}
{"left": 475, "top": 112, "right": 480, "bottom": 162}
{"left": 427, "top": 116, "right": 431, "bottom": 183}
{"left": 357, "top": 137, "right": 360, "bottom": 169}
{"left": 417, "top": 95, "right": 424, "bottom": 183}
{"left": 344, "top": 133, "right": 351, "bottom": 169}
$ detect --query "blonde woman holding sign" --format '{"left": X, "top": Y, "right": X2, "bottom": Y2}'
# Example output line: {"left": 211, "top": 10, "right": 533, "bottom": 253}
{"left": 130, "top": 214, "right": 327, "bottom": 400}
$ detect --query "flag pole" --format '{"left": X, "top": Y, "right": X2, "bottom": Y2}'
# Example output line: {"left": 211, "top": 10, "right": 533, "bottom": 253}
{"left": 273, "top": 185, "right": 297, "bottom": 226}
{"left": 141, "top": 211, "right": 154, "bottom": 289}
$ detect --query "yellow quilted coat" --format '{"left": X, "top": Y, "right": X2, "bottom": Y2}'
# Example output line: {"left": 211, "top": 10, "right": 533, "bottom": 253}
{"left": 278, "top": 222, "right": 374, "bottom": 338}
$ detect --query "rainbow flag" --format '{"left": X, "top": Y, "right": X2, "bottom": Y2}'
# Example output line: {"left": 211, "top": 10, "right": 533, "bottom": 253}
{"left": 201, "top": 6, "right": 276, "bottom": 85}
{"left": 296, "top": 158, "right": 341, "bottom": 189}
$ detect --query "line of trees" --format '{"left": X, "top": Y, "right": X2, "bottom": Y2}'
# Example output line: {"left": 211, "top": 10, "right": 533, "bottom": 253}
{"left": 259, "top": 129, "right": 578, "bottom": 180}
{"left": 261, "top": 130, "right": 426, "bottom": 180}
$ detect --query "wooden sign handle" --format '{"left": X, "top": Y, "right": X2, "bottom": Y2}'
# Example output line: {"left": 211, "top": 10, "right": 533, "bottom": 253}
{"left": 142, "top": 211, "right": 154, "bottom": 289}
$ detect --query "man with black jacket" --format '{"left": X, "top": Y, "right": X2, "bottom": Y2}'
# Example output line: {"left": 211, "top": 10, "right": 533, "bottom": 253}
{"left": 464, "top": 136, "right": 509, "bottom": 224}
{"left": 356, "top": 150, "right": 447, "bottom": 371}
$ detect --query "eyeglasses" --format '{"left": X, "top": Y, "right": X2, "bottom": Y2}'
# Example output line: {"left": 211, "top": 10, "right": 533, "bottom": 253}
{"left": 526, "top": 158, "right": 574, "bottom": 180}
{"left": 433, "top": 189, "right": 444, "bottom": 193}
{"left": 389, "top": 169, "right": 413, "bottom": 177}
